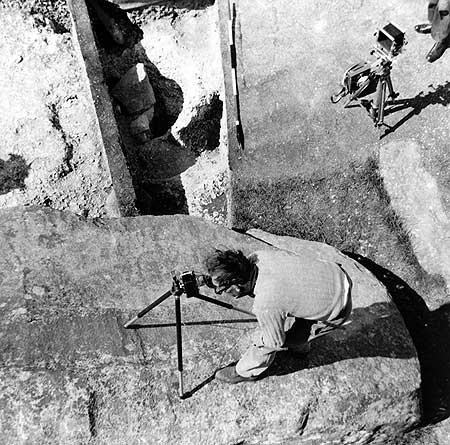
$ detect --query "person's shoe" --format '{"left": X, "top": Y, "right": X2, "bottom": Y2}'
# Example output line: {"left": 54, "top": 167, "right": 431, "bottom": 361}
{"left": 215, "top": 365, "right": 259, "bottom": 384}
{"left": 415, "top": 23, "right": 432, "bottom": 34}
{"left": 427, "top": 40, "right": 449, "bottom": 63}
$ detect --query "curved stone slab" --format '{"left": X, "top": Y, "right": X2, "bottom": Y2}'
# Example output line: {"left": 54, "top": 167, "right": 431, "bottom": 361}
{"left": 0, "top": 207, "right": 421, "bottom": 444}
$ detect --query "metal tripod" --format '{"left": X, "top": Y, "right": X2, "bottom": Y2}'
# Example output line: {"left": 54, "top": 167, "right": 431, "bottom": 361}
{"left": 344, "top": 57, "right": 399, "bottom": 128}
{"left": 368, "top": 69, "right": 398, "bottom": 127}
{"left": 123, "top": 275, "right": 254, "bottom": 399}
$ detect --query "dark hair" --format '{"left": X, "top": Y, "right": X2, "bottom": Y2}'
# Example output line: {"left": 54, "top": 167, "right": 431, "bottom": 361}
{"left": 204, "top": 249, "right": 254, "bottom": 286}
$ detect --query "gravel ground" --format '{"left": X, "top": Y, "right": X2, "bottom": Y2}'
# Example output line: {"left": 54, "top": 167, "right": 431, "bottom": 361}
{"left": 0, "top": 1, "right": 115, "bottom": 217}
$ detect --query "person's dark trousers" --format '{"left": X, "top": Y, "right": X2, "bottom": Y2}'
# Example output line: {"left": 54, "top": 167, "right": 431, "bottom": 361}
{"left": 426, "top": 0, "right": 450, "bottom": 61}
{"left": 427, "top": 34, "right": 450, "bottom": 62}
{"left": 284, "top": 318, "right": 315, "bottom": 352}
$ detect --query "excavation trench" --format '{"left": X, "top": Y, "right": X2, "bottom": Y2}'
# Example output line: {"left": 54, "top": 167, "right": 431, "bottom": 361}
{"left": 86, "top": 0, "right": 228, "bottom": 220}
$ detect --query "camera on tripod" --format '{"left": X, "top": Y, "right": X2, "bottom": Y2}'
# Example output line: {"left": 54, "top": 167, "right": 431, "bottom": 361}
{"left": 124, "top": 269, "right": 254, "bottom": 399}
{"left": 175, "top": 271, "right": 214, "bottom": 298}
{"left": 374, "top": 22, "right": 406, "bottom": 59}
{"left": 331, "top": 23, "right": 406, "bottom": 127}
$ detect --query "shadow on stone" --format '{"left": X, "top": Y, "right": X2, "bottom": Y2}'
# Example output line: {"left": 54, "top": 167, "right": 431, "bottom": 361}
{"left": 115, "top": 0, "right": 216, "bottom": 12}
{"left": 344, "top": 252, "right": 450, "bottom": 425}
{"left": 178, "top": 92, "right": 223, "bottom": 154}
{"left": 138, "top": 175, "right": 188, "bottom": 214}
{"left": 87, "top": 0, "right": 143, "bottom": 52}
{"left": 271, "top": 302, "right": 416, "bottom": 375}
{"left": 381, "top": 81, "right": 450, "bottom": 139}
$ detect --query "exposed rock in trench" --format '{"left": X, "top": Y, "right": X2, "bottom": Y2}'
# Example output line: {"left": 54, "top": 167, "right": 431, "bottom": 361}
{"left": 0, "top": 206, "right": 421, "bottom": 444}
{"left": 89, "top": 1, "right": 228, "bottom": 221}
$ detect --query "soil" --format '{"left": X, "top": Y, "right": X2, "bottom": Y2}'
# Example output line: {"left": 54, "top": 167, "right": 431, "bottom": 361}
{"left": 0, "top": 1, "right": 114, "bottom": 217}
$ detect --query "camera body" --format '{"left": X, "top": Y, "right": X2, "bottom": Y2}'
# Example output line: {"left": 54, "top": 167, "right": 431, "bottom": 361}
{"left": 374, "top": 22, "right": 406, "bottom": 59}
{"left": 177, "top": 271, "right": 213, "bottom": 298}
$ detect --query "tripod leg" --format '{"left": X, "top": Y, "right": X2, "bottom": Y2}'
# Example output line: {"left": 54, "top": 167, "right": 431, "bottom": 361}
{"left": 194, "top": 293, "right": 255, "bottom": 317}
{"left": 124, "top": 290, "right": 172, "bottom": 328}
{"left": 369, "top": 78, "right": 382, "bottom": 123}
{"left": 175, "top": 294, "right": 184, "bottom": 398}
{"left": 386, "top": 75, "right": 397, "bottom": 100}
{"left": 344, "top": 79, "right": 371, "bottom": 108}
{"left": 377, "top": 80, "right": 387, "bottom": 126}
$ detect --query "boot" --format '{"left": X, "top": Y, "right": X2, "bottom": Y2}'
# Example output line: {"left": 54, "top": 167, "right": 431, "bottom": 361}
{"left": 415, "top": 23, "right": 432, "bottom": 34}
{"left": 427, "top": 40, "right": 449, "bottom": 63}
{"left": 215, "top": 365, "right": 260, "bottom": 384}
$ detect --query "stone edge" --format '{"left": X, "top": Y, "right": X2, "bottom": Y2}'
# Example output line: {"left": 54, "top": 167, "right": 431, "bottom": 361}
{"left": 67, "top": 0, "right": 138, "bottom": 217}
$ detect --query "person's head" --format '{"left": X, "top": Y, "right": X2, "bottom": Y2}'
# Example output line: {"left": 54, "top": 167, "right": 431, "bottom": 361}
{"left": 204, "top": 249, "right": 255, "bottom": 297}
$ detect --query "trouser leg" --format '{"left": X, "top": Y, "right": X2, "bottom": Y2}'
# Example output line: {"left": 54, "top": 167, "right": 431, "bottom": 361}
{"left": 284, "top": 318, "right": 315, "bottom": 350}
{"left": 426, "top": 34, "right": 450, "bottom": 62}
{"left": 236, "top": 318, "right": 315, "bottom": 377}
{"left": 235, "top": 329, "right": 281, "bottom": 378}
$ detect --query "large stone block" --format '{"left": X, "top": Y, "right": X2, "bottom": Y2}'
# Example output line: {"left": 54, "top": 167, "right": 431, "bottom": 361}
{"left": 0, "top": 207, "right": 421, "bottom": 444}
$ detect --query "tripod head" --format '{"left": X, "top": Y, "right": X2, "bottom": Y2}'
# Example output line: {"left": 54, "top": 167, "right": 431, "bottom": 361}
{"left": 368, "top": 48, "right": 393, "bottom": 78}
{"left": 374, "top": 22, "right": 406, "bottom": 59}
{"left": 368, "top": 22, "right": 405, "bottom": 77}
{"left": 172, "top": 271, "right": 215, "bottom": 298}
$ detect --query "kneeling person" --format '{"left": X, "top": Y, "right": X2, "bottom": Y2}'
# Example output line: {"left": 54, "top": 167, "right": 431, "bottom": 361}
{"left": 204, "top": 248, "right": 352, "bottom": 384}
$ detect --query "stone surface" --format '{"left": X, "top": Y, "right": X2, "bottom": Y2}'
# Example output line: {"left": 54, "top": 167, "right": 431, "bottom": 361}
{"left": 111, "top": 63, "right": 156, "bottom": 114}
{"left": 0, "top": 5, "right": 118, "bottom": 218}
{"left": 129, "top": 111, "right": 152, "bottom": 137}
{"left": 68, "top": 0, "right": 138, "bottom": 216}
{"left": 0, "top": 206, "right": 421, "bottom": 444}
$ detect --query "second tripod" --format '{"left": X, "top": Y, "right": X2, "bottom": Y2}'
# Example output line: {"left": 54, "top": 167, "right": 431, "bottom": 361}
{"left": 331, "top": 54, "right": 398, "bottom": 128}
{"left": 363, "top": 57, "right": 399, "bottom": 127}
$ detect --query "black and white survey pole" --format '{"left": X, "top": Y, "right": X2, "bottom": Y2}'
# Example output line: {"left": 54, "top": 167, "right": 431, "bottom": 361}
{"left": 227, "top": 0, "right": 244, "bottom": 150}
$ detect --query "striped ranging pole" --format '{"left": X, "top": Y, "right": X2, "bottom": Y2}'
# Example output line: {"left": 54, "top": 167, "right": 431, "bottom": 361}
{"left": 227, "top": 0, "right": 244, "bottom": 150}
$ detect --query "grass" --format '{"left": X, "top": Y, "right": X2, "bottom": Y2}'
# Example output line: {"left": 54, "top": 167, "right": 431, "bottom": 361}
{"left": 233, "top": 155, "right": 444, "bottom": 296}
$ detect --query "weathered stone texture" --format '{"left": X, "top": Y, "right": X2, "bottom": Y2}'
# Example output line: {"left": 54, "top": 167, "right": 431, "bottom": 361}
{"left": 0, "top": 207, "right": 421, "bottom": 444}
